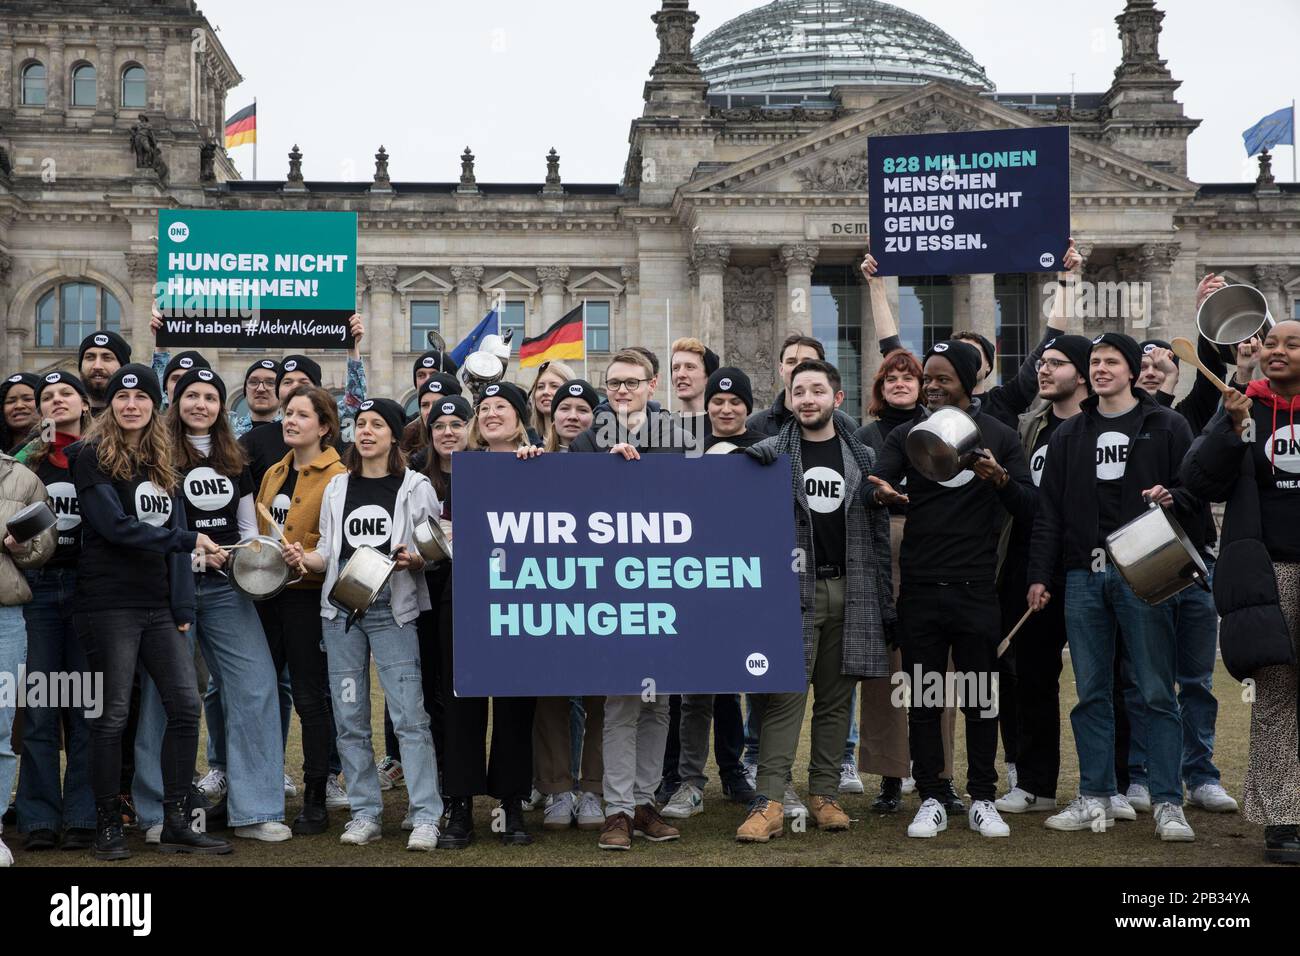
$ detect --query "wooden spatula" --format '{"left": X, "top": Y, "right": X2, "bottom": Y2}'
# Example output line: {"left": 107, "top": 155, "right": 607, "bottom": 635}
{"left": 1171, "top": 337, "right": 1234, "bottom": 397}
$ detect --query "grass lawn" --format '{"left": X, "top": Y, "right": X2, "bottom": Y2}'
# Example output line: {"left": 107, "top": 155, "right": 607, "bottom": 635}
{"left": 19, "top": 656, "right": 1273, "bottom": 867}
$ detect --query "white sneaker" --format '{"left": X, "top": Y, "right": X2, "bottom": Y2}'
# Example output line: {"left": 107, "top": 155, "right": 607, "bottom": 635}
{"left": 406, "top": 823, "right": 439, "bottom": 851}
{"left": 782, "top": 783, "right": 807, "bottom": 818}
{"left": 838, "top": 761, "right": 865, "bottom": 795}
{"left": 1006, "top": 763, "right": 1018, "bottom": 791}
{"left": 376, "top": 756, "right": 404, "bottom": 791}
{"left": 1110, "top": 794, "right": 1137, "bottom": 821}
{"left": 575, "top": 791, "right": 604, "bottom": 830}
{"left": 233, "top": 822, "right": 293, "bottom": 842}
{"left": 144, "top": 824, "right": 163, "bottom": 844}
{"left": 283, "top": 773, "right": 298, "bottom": 798}
{"left": 661, "top": 783, "right": 704, "bottom": 819}
{"left": 742, "top": 762, "right": 757, "bottom": 791}
{"left": 325, "top": 774, "right": 349, "bottom": 809}
{"left": 1188, "top": 782, "right": 1238, "bottom": 813}
{"left": 0, "top": 834, "right": 12, "bottom": 868}
{"left": 1045, "top": 796, "right": 1113, "bottom": 832}
{"left": 995, "top": 787, "right": 1053, "bottom": 814}
{"left": 339, "top": 818, "right": 382, "bottom": 845}
{"left": 543, "top": 790, "right": 577, "bottom": 830}
{"left": 196, "top": 767, "right": 227, "bottom": 803}
{"left": 901, "top": 776, "right": 917, "bottom": 795}
{"left": 522, "top": 787, "right": 546, "bottom": 812}
{"left": 969, "top": 800, "right": 1011, "bottom": 838}
{"left": 907, "top": 798, "right": 947, "bottom": 838}
{"left": 1125, "top": 783, "right": 1152, "bottom": 813}
{"left": 1154, "top": 803, "right": 1195, "bottom": 842}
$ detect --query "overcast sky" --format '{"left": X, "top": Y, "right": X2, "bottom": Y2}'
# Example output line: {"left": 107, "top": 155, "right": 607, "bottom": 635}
{"left": 203, "top": 0, "right": 1299, "bottom": 186}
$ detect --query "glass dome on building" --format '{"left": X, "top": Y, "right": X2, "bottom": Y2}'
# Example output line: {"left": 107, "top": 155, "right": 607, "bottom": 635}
{"left": 695, "top": 0, "right": 995, "bottom": 96}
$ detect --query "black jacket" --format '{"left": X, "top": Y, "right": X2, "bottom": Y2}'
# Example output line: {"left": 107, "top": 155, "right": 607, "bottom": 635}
{"left": 1028, "top": 389, "right": 1199, "bottom": 586}
{"left": 569, "top": 409, "right": 689, "bottom": 455}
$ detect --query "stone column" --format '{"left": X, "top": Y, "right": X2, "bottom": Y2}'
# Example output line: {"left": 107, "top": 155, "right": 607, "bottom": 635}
{"left": 364, "top": 265, "right": 397, "bottom": 398}
{"left": 1138, "top": 242, "right": 1180, "bottom": 342}
{"left": 96, "top": 29, "right": 116, "bottom": 118}
{"left": 690, "top": 243, "right": 730, "bottom": 357}
{"left": 1254, "top": 264, "right": 1291, "bottom": 325}
{"left": 125, "top": 252, "right": 157, "bottom": 359}
{"left": 951, "top": 275, "right": 973, "bottom": 333}
{"left": 46, "top": 38, "right": 66, "bottom": 115}
{"left": 621, "top": 265, "right": 641, "bottom": 352}
{"left": 1, "top": 253, "right": 20, "bottom": 375}
{"left": 968, "top": 274, "right": 998, "bottom": 374}
{"left": 769, "top": 254, "right": 789, "bottom": 334}
{"left": 1, "top": 34, "right": 15, "bottom": 110}
{"left": 450, "top": 266, "right": 483, "bottom": 349}
{"left": 537, "top": 265, "right": 570, "bottom": 330}
{"left": 146, "top": 37, "right": 166, "bottom": 112}
{"left": 780, "top": 243, "right": 818, "bottom": 337}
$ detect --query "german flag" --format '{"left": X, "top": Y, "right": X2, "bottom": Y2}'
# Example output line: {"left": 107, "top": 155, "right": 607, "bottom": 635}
{"left": 224, "top": 103, "right": 256, "bottom": 149}
{"left": 519, "top": 305, "right": 585, "bottom": 369}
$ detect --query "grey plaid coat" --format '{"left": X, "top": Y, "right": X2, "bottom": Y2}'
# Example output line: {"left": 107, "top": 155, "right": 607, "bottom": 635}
{"left": 749, "top": 417, "right": 896, "bottom": 680}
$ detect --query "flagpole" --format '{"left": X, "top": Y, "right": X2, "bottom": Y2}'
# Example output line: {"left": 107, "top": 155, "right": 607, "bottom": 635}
{"left": 582, "top": 299, "right": 589, "bottom": 382}
{"left": 665, "top": 298, "right": 672, "bottom": 414}
{"left": 253, "top": 97, "right": 258, "bottom": 180}
{"left": 1293, "top": 99, "right": 1297, "bottom": 182}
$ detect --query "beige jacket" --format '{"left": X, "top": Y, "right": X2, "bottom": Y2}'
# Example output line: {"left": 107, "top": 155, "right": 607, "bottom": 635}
{"left": 0, "top": 452, "right": 55, "bottom": 605}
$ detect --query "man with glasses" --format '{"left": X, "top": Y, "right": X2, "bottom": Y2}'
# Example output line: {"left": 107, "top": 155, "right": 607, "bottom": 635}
{"left": 234, "top": 359, "right": 283, "bottom": 439}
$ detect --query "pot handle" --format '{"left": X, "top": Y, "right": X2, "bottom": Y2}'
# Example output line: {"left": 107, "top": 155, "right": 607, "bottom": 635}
{"left": 1192, "top": 570, "right": 1212, "bottom": 593}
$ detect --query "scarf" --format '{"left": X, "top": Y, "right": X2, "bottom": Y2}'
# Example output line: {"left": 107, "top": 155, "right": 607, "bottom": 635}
{"left": 48, "top": 431, "right": 79, "bottom": 470}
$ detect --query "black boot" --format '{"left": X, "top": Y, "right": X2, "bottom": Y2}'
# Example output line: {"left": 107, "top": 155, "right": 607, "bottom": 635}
{"left": 500, "top": 799, "right": 533, "bottom": 846}
{"left": 158, "top": 791, "right": 232, "bottom": 855}
{"left": 292, "top": 779, "right": 329, "bottom": 836}
{"left": 939, "top": 780, "right": 966, "bottom": 815}
{"left": 94, "top": 799, "right": 130, "bottom": 862}
{"left": 1265, "top": 825, "right": 1300, "bottom": 864}
{"left": 873, "top": 777, "right": 903, "bottom": 814}
{"left": 437, "top": 797, "right": 474, "bottom": 849}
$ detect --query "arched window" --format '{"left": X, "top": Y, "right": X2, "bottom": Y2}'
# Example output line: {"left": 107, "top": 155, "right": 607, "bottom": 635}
{"left": 21, "top": 62, "right": 47, "bottom": 106}
{"left": 71, "top": 64, "right": 97, "bottom": 107}
{"left": 36, "top": 283, "right": 123, "bottom": 349}
{"left": 121, "top": 65, "right": 146, "bottom": 109}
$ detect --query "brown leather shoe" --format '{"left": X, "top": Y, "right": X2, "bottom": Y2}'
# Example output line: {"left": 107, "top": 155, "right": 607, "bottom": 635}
{"left": 810, "top": 794, "right": 851, "bottom": 831}
{"left": 597, "top": 812, "right": 632, "bottom": 851}
{"left": 736, "top": 798, "right": 784, "bottom": 843}
{"left": 633, "top": 803, "right": 681, "bottom": 842}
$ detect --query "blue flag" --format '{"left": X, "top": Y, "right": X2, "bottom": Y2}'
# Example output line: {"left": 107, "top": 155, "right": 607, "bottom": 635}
{"left": 1243, "top": 106, "right": 1294, "bottom": 157}
{"left": 449, "top": 309, "right": 500, "bottom": 367}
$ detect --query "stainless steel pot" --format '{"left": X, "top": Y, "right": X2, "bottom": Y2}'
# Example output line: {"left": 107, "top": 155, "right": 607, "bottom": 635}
{"left": 6, "top": 501, "right": 57, "bottom": 544}
{"left": 328, "top": 545, "right": 397, "bottom": 632}
{"left": 412, "top": 516, "right": 453, "bottom": 563}
{"left": 1105, "top": 502, "right": 1209, "bottom": 606}
{"left": 905, "top": 406, "right": 983, "bottom": 483}
{"left": 1196, "top": 284, "right": 1275, "bottom": 365}
{"left": 226, "top": 535, "right": 303, "bottom": 602}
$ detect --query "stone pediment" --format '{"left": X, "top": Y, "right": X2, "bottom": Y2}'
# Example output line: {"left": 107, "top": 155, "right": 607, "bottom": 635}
{"left": 680, "top": 82, "right": 1197, "bottom": 202}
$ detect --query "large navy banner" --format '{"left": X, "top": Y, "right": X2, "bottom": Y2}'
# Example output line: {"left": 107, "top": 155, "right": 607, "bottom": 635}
{"left": 451, "top": 453, "right": 806, "bottom": 697}
{"left": 868, "top": 125, "right": 1070, "bottom": 277}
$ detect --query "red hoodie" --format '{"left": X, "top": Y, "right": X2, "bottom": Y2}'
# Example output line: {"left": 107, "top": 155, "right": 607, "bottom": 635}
{"left": 1246, "top": 379, "right": 1300, "bottom": 473}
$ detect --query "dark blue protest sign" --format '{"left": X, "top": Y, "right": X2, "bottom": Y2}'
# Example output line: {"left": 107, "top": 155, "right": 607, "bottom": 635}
{"left": 868, "top": 125, "right": 1070, "bottom": 277}
{"left": 451, "top": 453, "right": 806, "bottom": 697}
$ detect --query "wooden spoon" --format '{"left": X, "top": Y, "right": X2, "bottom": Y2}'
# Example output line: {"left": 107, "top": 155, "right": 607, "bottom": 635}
{"left": 256, "top": 502, "right": 286, "bottom": 541}
{"left": 997, "top": 607, "right": 1035, "bottom": 659}
{"left": 1171, "top": 337, "right": 1234, "bottom": 397}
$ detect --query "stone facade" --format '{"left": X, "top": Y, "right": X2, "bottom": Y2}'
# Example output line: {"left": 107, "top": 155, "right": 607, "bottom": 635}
{"left": 1, "top": 0, "right": 1297, "bottom": 414}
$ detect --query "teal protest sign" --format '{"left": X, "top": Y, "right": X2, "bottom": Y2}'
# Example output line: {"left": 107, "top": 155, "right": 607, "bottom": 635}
{"left": 156, "top": 210, "right": 357, "bottom": 349}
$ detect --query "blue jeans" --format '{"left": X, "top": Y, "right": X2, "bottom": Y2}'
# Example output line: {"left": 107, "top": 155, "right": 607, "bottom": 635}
{"left": 1064, "top": 566, "right": 1181, "bottom": 806}
{"left": 0, "top": 605, "right": 27, "bottom": 820}
{"left": 17, "top": 570, "right": 95, "bottom": 833}
{"left": 1122, "top": 560, "right": 1220, "bottom": 791}
{"left": 135, "top": 575, "right": 286, "bottom": 827}
{"left": 206, "top": 665, "right": 293, "bottom": 769}
{"left": 323, "top": 597, "right": 443, "bottom": 826}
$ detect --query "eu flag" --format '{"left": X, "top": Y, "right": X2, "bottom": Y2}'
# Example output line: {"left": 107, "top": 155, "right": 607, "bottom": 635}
{"left": 449, "top": 310, "right": 501, "bottom": 367}
{"left": 1243, "top": 106, "right": 1294, "bottom": 157}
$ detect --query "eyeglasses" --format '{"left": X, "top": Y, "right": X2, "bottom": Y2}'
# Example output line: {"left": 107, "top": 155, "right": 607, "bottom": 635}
{"left": 605, "top": 378, "right": 647, "bottom": 393}
{"left": 1035, "top": 358, "right": 1074, "bottom": 373}
{"left": 247, "top": 379, "right": 277, "bottom": 392}
{"left": 431, "top": 421, "right": 467, "bottom": 434}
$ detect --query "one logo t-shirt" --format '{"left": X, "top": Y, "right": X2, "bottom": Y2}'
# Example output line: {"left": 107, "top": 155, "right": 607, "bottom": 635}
{"left": 339, "top": 473, "right": 404, "bottom": 564}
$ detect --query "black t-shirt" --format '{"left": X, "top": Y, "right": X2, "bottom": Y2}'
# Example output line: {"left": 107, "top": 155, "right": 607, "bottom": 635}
{"left": 268, "top": 466, "right": 298, "bottom": 529}
{"left": 1090, "top": 403, "right": 1143, "bottom": 541}
{"left": 677, "top": 412, "right": 711, "bottom": 450}
{"left": 1253, "top": 406, "right": 1300, "bottom": 563}
{"left": 241, "top": 421, "right": 288, "bottom": 490}
{"left": 36, "top": 457, "right": 81, "bottom": 568}
{"left": 179, "top": 462, "right": 253, "bottom": 547}
{"left": 339, "top": 473, "right": 404, "bottom": 563}
{"left": 1028, "top": 411, "right": 1069, "bottom": 489}
{"left": 800, "top": 436, "right": 848, "bottom": 570}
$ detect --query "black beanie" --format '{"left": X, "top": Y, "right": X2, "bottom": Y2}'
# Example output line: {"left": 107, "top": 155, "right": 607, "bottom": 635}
{"left": 554, "top": 378, "right": 600, "bottom": 414}
{"left": 1041, "top": 334, "right": 1093, "bottom": 378}
{"left": 1091, "top": 332, "right": 1142, "bottom": 383}
{"left": 357, "top": 398, "right": 407, "bottom": 440}
{"left": 162, "top": 351, "right": 211, "bottom": 386}
{"left": 414, "top": 350, "right": 460, "bottom": 384}
{"left": 1, "top": 372, "right": 41, "bottom": 406}
{"left": 924, "top": 340, "right": 982, "bottom": 398}
{"left": 428, "top": 394, "right": 473, "bottom": 427}
{"left": 702, "top": 347, "right": 721, "bottom": 377}
{"left": 36, "top": 370, "right": 89, "bottom": 405}
{"left": 104, "top": 363, "right": 162, "bottom": 408}
{"left": 78, "top": 330, "right": 132, "bottom": 367}
{"left": 958, "top": 333, "right": 997, "bottom": 379}
{"left": 705, "top": 367, "right": 754, "bottom": 414}
{"left": 418, "top": 372, "right": 463, "bottom": 400}
{"left": 172, "top": 367, "right": 227, "bottom": 407}
{"left": 277, "top": 355, "right": 323, "bottom": 390}
{"left": 1140, "top": 339, "right": 1179, "bottom": 367}
{"left": 244, "top": 358, "right": 280, "bottom": 386}
{"left": 477, "top": 381, "right": 530, "bottom": 426}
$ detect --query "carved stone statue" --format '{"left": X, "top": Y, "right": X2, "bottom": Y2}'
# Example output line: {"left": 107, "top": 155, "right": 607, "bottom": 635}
{"left": 199, "top": 141, "right": 217, "bottom": 183}
{"left": 374, "top": 146, "right": 391, "bottom": 186}
{"left": 129, "top": 114, "right": 169, "bottom": 182}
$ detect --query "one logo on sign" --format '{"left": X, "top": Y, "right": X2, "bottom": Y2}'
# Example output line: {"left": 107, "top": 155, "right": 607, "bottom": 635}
{"left": 720, "top": 378, "right": 733, "bottom": 391}
{"left": 746, "top": 653, "right": 769, "bottom": 677}
{"left": 441, "top": 402, "right": 456, "bottom": 415}
{"left": 122, "top": 374, "right": 139, "bottom": 389}
{"left": 803, "top": 466, "right": 845, "bottom": 514}
{"left": 134, "top": 481, "right": 172, "bottom": 527}
{"left": 1040, "top": 253, "right": 1056, "bottom": 269}
{"left": 168, "top": 222, "right": 190, "bottom": 243}
{"left": 1095, "top": 431, "right": 1131, "bottom": 481}
{"left": 345, "top": 505, "right": 391, "bottom": 549}
{"left": 184, "top": 467, "right": 234, "bottom": 513}
{"left": 485, "top": 385, "right": 500, "bottom": 397}
{"left": 45, "top": 372, "right": 61, "bottom": 383}
{"left": 568, "top": 384, "right": 583, "bottom": 396}
{"left": 94, "top": 334, "right": 109, "bottom": 347}
{"left": 1267, "top": 426, "right": 1300, "bottom": 474}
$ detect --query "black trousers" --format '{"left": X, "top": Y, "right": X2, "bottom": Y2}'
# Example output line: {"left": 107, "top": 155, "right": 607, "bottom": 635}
{"left": 436, "top": 588, "right": 535, "bottom": 801}
{"left": 256, "top": 587, "right": 334, "bottom": 789}
{"left": 75, "top": 607, "right": 201, "bottom": 806}
{"left": 899, "top": 581, "right": 1001, "bottom": 804}
{"left": 999, "top": 579, "right": 1068, "bottom": 798}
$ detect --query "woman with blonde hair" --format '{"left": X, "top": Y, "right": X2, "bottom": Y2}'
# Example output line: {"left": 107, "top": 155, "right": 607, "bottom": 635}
{"left": 527, "top": 361, "right": 576, "bottom": 446}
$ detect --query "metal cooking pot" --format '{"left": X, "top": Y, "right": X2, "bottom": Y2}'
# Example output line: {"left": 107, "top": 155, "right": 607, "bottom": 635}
{"left": 1196, "top": 284, "right": 1275, "bottom": 365}
{"left": 905, "top": 407, "right": 983, "bottom": 483}
{"left": 705, "top": 441, "right": 740, "bottom": 455}
{"left": 226, "top": 535, "right": 302, "bottom": 602}
{"left": 328, "top": 545, "right": 397, "bottom": 632}
{"left": 6, "top": 501, "right": 57, "bottom": 544}
{"left": 413, "top": 516, "right": 453, "bottom": 563}
{"left": 1105, "top": 501, "right": 1209, "bottom": 606}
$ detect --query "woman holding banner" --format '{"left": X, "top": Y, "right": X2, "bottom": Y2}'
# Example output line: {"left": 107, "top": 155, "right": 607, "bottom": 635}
{"left": 543, "top": 379, "right": 598, "bottom": 454}
{"left": 527, "top": 361, "right": 576, "bottom": 448}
